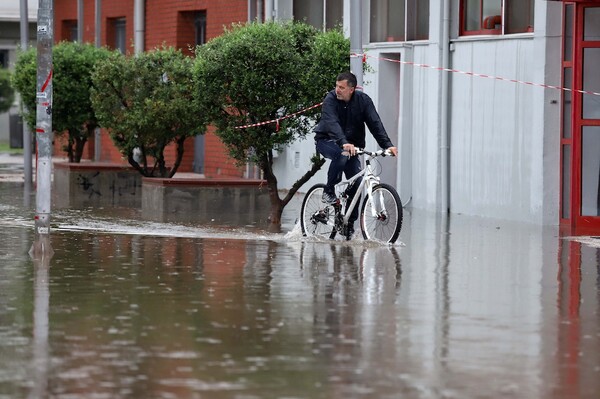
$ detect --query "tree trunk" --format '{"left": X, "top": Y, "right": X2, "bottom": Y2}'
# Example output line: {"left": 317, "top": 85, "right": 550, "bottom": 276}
{"left": 168, "top": 135, "right": 186, "bottom": 178}
{"left": 127, "top": 150, "right": 151, "bottom": 177}
{"left": 65, "top": 132, "right": 74, "bottom": 162}
{"left": 259, "top": 152, "right": 326, "bottom": 232}
{"left": 259, "top": 151, "right": 284, "bottom": 232}
{"left": 73, "top": 136, "right": 87, "bottom": 163}
{"left": 281, "top": 156, "right": 325, "bottom": 205}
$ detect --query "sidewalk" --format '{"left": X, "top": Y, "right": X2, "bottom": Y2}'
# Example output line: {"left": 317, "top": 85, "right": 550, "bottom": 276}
{"left": 0, "top": 151, "right": 26, "bottom": 165}
{"left": 0, "top": 152, "right": 66, "bottom": 183}
{"left": 0, "top": 152, "right": 27, "bottom": 182}
{"left": 0, "top": 152, "right": 205, "bottom": 180}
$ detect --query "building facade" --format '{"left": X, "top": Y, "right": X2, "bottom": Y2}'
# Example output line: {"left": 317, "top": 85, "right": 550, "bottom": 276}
{"left": 0, "top": 0, "right": 37, "bottom": 146}
{"left": 269, "top": 0, "right": 599, "bottom": 233}
{"left": 53, "top": 0, "right": 250, "bottom": 177}
{"left": 52, "top": 0, "right": 600, "bottom": 231}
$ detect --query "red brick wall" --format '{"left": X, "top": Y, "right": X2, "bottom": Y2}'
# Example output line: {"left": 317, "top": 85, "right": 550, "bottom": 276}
{"left": 53, "top": 0, "right": 248, "bottom": 177}
{"left": 203, "top": 128, "right": 244, "bottom": 178}
{"left": 145, "top": 0, "right": 248, "bottom": 49}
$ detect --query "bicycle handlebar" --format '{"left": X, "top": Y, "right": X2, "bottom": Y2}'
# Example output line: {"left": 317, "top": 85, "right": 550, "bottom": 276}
{"left": 356, "top": 148, "right": 395, "bottom": 157}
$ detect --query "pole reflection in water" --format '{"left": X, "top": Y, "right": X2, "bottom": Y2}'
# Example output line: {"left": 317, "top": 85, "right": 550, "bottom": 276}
{"left": 433, "top": 214, "right": 450, "bottom": 372}
{"left": 23, "top": 180, "right": 32, "bottom": 210}
{"left": 29, "top": 254, "right": 51, "bottom": 399}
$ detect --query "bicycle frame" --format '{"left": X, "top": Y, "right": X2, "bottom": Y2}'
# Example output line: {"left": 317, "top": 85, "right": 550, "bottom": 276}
{"left": 334, "top": 149, "right": 387, "bottom": 226}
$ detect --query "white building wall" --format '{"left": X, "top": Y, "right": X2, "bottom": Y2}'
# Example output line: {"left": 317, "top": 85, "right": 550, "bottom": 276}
{"left": 273, "top": 0, "right": 562, "bottom": 225}
{"left": 405, "top": 44, "right": 444, "bottom": 212}
{"left": 448, "top": 0, "right": 561, "bottom": 224}
{"left": 449, "top": 37, "right": 537, "bottom": 220}
{"left": 0, "top": 0, "right": 38, "bottom": 145}
{"left": 539, "top": 2, "right": 562, "bottom": 225}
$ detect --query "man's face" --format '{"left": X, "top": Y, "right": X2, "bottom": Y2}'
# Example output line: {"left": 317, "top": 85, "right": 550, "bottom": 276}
{"left": 335, "top": 79, "right": 355, "bottom": 103}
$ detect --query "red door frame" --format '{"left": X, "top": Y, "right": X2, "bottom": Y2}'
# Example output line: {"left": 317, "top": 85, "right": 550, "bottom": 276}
{"left": 569, "top": 2, "right": 600, "bottom": 234}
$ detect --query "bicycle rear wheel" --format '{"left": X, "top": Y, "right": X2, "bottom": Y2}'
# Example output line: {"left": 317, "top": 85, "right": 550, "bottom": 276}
{"left": 300, "top": 184, "right": 336, "bottom": 239}
{"left": 360, "top": 183, "right": 402, "bottom": 244}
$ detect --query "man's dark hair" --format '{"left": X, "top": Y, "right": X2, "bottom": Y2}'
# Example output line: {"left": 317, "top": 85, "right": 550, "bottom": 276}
{"left": 336, "top": 71, "right": 357, "bottom": 88}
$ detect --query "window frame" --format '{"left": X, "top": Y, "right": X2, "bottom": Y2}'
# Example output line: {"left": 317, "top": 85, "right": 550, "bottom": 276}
{"left": 293, "top": 0, "right": 343, "bottom": 31}
{"left": 460, "top": 0, "right": 534, "bottom": 37}
{"left": 369, "top": 0, "right": 429, "bottom": 44}
{"left": 194, "top": 11, "right": 207, "bottom": 46}
{"left": 106, "top": 17, "right": 127, "bottom": 54}
{"left": 62, "top": 20, "right": 78, "bottom": 42}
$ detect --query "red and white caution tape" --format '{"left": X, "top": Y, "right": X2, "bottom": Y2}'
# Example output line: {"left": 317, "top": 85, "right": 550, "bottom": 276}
{"left": 353, "top": 52, "right": 600, "bottom": 97}
{"left": 233, "top": 51, "right": 599, "bottom": 130}
{"left": 234, "top": 102, "right": 323, "bottom": 130}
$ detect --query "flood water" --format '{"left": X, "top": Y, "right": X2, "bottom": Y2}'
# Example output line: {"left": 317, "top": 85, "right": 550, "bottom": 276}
{"left": 1, "top": 176, "right": 600, "bottom": 398}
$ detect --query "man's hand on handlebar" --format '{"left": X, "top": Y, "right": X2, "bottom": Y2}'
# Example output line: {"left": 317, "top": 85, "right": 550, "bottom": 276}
{"left": 342, "top": 143, "right": 357, "bottom": 156}
{"left": 343, "top": 145, "right": 397, "bottom": 157}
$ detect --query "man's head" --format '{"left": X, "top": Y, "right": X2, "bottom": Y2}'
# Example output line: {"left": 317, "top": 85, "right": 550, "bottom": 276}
{"left": 335, "top": 72, "right": 357, "bottom": 103}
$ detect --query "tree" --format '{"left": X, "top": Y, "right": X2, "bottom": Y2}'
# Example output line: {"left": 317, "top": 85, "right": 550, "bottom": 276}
{"left": 11, "top": 48, "right": 36, "bottom": 127}
{"left": 0, "top": 69, "right": 15, "bottom": 113}
{"left": 193, "top": 21, "right": 349, "bottom": 230}
{"left": 91, "top": 46, "right": 205, "bottom": 177}
{"left": 11, "top": 42, "right": 114, "bottom": 162}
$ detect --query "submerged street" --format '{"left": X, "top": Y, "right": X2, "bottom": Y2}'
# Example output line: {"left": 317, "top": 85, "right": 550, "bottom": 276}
{"left": 1, "top": 157, "right": 599, "bottom": 398}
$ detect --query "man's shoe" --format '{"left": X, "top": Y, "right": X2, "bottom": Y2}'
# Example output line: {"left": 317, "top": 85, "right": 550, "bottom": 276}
{"left": 321, "top": 191, "right": 338, "bottom": 205}
{"left": 313, "top": 209, "right": 329, "bottom": 224}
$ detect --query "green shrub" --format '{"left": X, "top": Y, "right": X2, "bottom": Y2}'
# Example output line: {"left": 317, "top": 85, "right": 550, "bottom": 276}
{"left": 91, "top": 46, "right": 206, "bottom": 177}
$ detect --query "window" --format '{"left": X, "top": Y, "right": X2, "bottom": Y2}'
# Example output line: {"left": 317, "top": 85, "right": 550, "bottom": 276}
{"left": 62, "top": 20, "right": 78, "bottom": 42}
{"left": 174, "top": 10, "right": 207, "bottom": 173}
{"left": 370, "top": 0, "right": 429, "bottom": 43}
{"left": 294, "top": 0, "right": 343, "bottom": 31}
{"left": 195, "top": 12, "right": 207, "bottom": 46}
{"left": 108, "top": 18, "right": 127, "bottom": 54}
{"left": 177, "top": 11, "right": 206, "bottom": 55}
{"left": 0, "top": 50, "right": 8, "bottom": 68}
{"left": 461, "top": 0, "right": 534, "bottom": 36}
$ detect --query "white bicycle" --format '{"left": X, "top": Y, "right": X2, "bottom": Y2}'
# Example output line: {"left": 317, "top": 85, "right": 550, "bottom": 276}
{"left": 300, "top": 149, "right": 403, "bottom": 244}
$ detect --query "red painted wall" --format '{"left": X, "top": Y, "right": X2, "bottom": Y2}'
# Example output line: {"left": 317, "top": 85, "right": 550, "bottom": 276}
{"left": 53, "top": 0, "right": 248, "bottom": 178}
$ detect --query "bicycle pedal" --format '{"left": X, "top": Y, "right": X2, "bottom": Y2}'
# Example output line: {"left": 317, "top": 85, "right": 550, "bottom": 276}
{"left": 312, "top": 210, "right": 329, "bottom": 224}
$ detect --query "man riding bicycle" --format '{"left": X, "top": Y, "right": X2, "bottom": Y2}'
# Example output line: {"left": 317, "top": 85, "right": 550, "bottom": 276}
{"left": 314, "top": 71, "right": 398, "bottom": 239}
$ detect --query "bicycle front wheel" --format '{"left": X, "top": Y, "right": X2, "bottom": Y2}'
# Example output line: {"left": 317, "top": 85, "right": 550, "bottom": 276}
{"left": 360, "top": 183, "right": 402, "bottom": 244}
{"left": 300, "top": 184, "right": 336, "bottom": 240}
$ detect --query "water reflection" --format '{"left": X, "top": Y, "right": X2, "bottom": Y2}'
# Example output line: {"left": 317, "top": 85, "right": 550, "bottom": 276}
{"left": 1, "top": 229, "right": 406, "bottom": 398}
{"left": 554, "top": 240, "right": 600, "bottom": 398}
{"left": 29, "top": 255, "right": 50, "bottom": 399}
{"left": 296, "top": 242, "right": 402, "bottom": 302}
{"left": 1, "top": 180, "right": 600, "bottom": 397}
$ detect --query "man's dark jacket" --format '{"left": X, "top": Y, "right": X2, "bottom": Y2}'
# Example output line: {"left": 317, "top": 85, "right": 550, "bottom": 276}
{"left": 314, "top": 89, "right": 393, "bottom": 149}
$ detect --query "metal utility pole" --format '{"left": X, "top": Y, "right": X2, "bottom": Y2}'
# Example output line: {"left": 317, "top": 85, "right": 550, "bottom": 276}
{"left": 349, "top": 0, "right": 363, "bottom": 87}
{"left": 134, "top": 0, "right": 145, "bottom": 54}
{"left": 77, "top": 0, "right": 83, "bottom": 42}
{"left": 30, "top": 0, "right": 54, "bottom": 258}
{"left": 95, "top": 0, "right": 102, "bottom": 48}
{"left": 20, "top": 0, "right": 33, "bottom": 189}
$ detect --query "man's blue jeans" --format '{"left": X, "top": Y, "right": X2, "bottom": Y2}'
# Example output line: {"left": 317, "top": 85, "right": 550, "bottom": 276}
{"left": 315, "top": 139, "right": 362, "bottom": 224}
